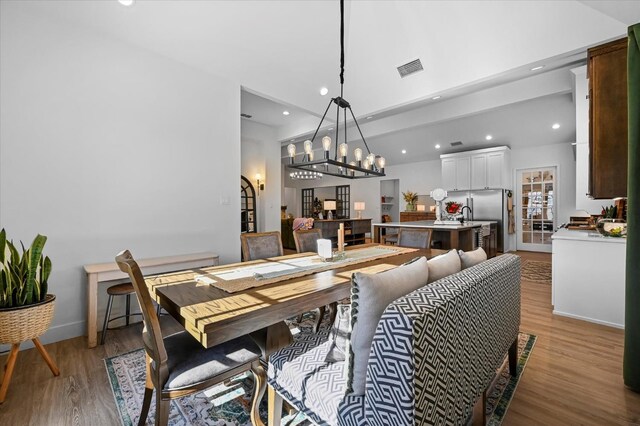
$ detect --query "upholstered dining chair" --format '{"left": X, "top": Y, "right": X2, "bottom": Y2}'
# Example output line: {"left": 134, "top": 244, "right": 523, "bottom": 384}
{"left": 115, "top": 250, "right": 266, "bottom": 426}
{"left": 292, "top": 229, "right": 337, "bottom": 331}
{"left": 240, "top": 231, "right": 284, "bottom": 261}
{"left": 293, "top": 228, "right": 323, "bottom": 254}
{"left": 397, "top": 228, "right": 433, "bottom": 249}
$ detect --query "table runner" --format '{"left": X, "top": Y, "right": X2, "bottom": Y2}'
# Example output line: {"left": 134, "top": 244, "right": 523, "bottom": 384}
{"left": 195, "top": 245, "right": 418, "bottom": 293}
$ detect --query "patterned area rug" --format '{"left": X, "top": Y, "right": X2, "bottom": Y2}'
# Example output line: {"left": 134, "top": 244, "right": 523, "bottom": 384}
{"left": 105, "top": 318, "right": 535, "bottom": 425}
{"left": 521, "top": 259, "right": 552, "bottom": 283}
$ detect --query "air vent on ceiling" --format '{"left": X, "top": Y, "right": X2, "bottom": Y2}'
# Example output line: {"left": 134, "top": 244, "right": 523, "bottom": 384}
{"left": 397, "top": 59, "right": 424, "bottom": 78}
{"left": 450, "top": 141, "right": 463, "bottom": 147}
{"left": 240, "top": 113, "right": 252, "bottom": 119}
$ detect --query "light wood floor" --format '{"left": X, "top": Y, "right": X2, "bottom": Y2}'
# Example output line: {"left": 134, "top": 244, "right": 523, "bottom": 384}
{"left": 1, "top": 251, "right": 639, "bottom": 425}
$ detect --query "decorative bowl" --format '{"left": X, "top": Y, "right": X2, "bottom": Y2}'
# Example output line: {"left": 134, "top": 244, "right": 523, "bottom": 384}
{"left": 595, "top": 218, "right": 627, "bottom": 238}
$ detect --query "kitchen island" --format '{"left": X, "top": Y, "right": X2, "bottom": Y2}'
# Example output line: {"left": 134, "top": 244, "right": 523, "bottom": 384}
{"left": 551, "top": 228, "right": 625, "bottom": 328}
{"left": 372, "top": 220, "right": 495, "bottom": 252}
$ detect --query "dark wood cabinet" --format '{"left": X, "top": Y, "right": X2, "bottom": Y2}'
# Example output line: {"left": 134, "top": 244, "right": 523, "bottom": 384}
{"left": 482, "top": 223, "right": 498, "bottom": 258}
{"left": 314, "top": 218, "right": 371, "bottom": 248}
{"left": 400, "top": 211, "right": 436, "bottom": 222}
{"left": 588, "top": 38, "right": 628, "bottom": 199}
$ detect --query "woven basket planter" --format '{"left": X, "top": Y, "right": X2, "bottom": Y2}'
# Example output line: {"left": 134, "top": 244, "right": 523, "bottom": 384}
{"left": 0, "top": 294, "right": 56, "bottom": 345}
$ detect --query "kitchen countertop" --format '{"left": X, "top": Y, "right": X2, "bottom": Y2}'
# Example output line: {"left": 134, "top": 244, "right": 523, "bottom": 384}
{"left": 551, "top": 227, "right": 627, "bottom": 244}
{"left": 372, "top": 220, "right": 496, "bottom": 230}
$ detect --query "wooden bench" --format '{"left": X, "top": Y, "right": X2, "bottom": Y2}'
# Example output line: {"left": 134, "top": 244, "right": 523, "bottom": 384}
{"left": 84, "top": 252, "right": 218, "bottom": 348}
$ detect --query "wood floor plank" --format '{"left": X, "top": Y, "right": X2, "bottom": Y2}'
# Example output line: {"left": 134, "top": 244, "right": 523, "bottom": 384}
{"left": 0, "top": 251, "right": 638, "bottom": 425}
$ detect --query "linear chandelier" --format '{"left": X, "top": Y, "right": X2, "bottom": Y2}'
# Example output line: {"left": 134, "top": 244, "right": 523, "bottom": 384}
{"left": 286, "top": 0, "right": 386, "bottom": 180}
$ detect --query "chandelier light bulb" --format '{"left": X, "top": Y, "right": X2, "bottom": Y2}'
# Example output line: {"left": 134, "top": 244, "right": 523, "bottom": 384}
{"left": 287, "top": 143, "right": 296, "bottom": 159}
{"left": 322, "top": 136, "right": 332, "bottom": 151}
{"left": 366, "top": 153, "right": 375, "bottom": 169}
{"left": 339, "top": 143, "right": 348, "bottom": 157}
{"left": 376, "top": 156, "right": 386, "bottom": 169}
{"left": 354, "top": 148, "right": 363, "bottom": 161}
{"left": 363, "top": 158, "right": 370, "bottom": 169}
{"left": 309, "top": 151, "right": 314, "bottom": 161}
{"left": 304, "top": 140, "right": 313, "bottom": 155}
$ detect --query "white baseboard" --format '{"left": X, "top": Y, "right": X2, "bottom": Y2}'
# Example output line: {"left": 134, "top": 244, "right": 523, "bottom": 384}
{"left": 553, "top": 309, "right": 624, "bottom": 329}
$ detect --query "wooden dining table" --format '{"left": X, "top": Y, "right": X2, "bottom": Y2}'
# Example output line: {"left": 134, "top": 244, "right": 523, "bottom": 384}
{"left": 144, "top": 244, "right": 445, "bottom": 425}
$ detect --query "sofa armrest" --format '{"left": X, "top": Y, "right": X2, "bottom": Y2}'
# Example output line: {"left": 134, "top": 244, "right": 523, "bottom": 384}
{"left": 365, "top": 254, "right": 521, "bottom": 426}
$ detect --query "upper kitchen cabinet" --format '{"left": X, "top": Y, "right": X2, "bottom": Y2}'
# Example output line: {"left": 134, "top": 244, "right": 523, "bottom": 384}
{"left": 442, "top": 147, "right": 511, "bottom": 191}
{"left": 588, "top": 38, "right": 628, "bottom": 199}
{"left": 441, "top": 156, "right": 470, "bottom": 191}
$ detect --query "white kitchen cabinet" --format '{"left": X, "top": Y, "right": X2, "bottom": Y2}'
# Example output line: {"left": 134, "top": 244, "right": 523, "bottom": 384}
{"left": 442, "top": 146, "right": 511, "bottom": 191}
{"left": 441, "top": 157, "right": 470, "bottom": 191}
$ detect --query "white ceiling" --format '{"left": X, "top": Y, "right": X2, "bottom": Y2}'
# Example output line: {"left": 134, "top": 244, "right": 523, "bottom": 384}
{"left": 11, "top": 0, "right": 637, "bottom": 127}
{"left": 241, "top": 90, "right": 319, "bottom": 128}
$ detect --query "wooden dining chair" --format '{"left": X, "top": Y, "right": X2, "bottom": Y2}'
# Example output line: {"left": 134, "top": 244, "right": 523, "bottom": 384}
{"left": 115, "top": 250, "right": 266, "bottom": 426}
{"left": 397, "top": 228, "right": 433, "bottom": 249}
{"left": 292, "top": 229, "right": 336, "bottom": 331}
{"left": 293, "top": 228, "right": 323, "bottom": 254}
{"left": 240, "top": 231, "right": 284, "bottom": 261}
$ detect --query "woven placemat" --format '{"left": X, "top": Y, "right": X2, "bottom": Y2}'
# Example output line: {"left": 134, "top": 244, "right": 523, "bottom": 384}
{"left": 205, "top": 246, "right": 418, "bottom": 293}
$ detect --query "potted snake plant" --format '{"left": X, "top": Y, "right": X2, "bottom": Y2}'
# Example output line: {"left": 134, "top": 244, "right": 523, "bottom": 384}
{"left": 0, "top": 229, "right": 54, "bottom": 347}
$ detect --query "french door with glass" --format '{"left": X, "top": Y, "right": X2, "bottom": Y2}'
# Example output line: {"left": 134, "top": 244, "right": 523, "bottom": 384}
{"left": 516, "top": 167, "right": 556, "bottom": 253}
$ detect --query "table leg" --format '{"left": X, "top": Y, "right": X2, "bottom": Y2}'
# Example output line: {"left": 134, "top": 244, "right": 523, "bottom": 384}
{"left": 249, "top": 321, "right": 293, "bottom": 361}
{"left": 87, "top": 273, "right": 98, "bottom": 348}
{"left": 373, "top": 225, "right": 381, "bottom": 243}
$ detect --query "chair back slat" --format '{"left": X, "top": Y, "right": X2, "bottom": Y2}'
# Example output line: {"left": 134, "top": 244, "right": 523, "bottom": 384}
{"left": 115, "top": 250, "right": 168, "bottom": 365}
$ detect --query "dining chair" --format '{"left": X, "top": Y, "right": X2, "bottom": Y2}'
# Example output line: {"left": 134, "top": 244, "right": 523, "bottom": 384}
{"left": 397, "top": 228, "right": 433, "bottom": 249}
{"left": 240, "top": 231, "right": 284, "bottom": 261}
{"left": 293, "top": 228, "right": 323, "bottom": 254}
{"left": 292, "top": 229, "right": 336, "bottom": 331}
{"left": 115, "top": 250, "right": 266, "bottom": 426}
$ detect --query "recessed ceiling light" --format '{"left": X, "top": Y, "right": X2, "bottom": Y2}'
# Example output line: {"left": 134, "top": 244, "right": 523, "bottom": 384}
{"left": 402, "top": 149, "right": 407, "bottom": 154}
{"left": 571, "top": 142, "right": 577, "bottom": 146}
{"left": 435, "top": 144, "right": 441, "bottom": 149}
{"left": 366, "top": 116, "right": 373, "bottom": 119}
{"left": 290, "top": 139, "right": 295, "bottom": 142}
{"left": 282, "top": 111, "right": 290, "bottom": 116}
{"left": 320, "top": 87, "right": 329, "bottom": 96}
{"left": 118, "top": 0, "right": 134, "bottom": 5}
{"left": 485, "top": 135, "right": 493, "bottom": 141}
{"left": 432, "top": 96, "right": 441, "bottom": 100}
{"left": 328, "top": 127, "right": 334, "bottom": 131}
{"left": 530, "top": 65, "right": 545, "bottom": 71}
{"left": 552, "top": 123, "right": 560, "bottom": 130}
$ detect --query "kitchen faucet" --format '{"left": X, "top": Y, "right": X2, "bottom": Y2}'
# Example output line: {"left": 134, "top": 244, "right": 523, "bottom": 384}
{"left": 460, "top": 205, "right": 474, "bottom": 223}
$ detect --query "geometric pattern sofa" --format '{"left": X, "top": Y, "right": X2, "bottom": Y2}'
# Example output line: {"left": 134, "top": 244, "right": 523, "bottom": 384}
{"left": 268, "top": 254, "right": 521, "bottom": 425}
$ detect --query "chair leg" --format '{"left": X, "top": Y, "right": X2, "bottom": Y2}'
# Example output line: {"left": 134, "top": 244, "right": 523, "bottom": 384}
{"left": 32, "top": 338, "right": 60, "bottom": 376}
{"left": 267, "top": 384, "right": 283, "bottom": 426}
{"left": 250, "top": 360, "right": 267, "bottom": 426}
{"left": 0, "top": 343, "right": 20, "bottom": 404}
{"left": 100, "top": 294, "right": 115, "bottom": 345}
{"left": 328, "top": 302, "right": 338, "bottom": 326}
{"left": 313, "top": 306, "right": 326, "bottom": 333}
{"left": 295, "top": 313, "right": 303, "bottom": 323}
{"left": 508, "top": 337, "right": 518, "bottom": 376}
{"left": 155, "top": 392, "right": 170, "bottom": 426}
{"left": 126, "top": 294, "right": 131, "bottom": 326}
{"left": 138, "top": 354, "right": 154, "bottom": 426}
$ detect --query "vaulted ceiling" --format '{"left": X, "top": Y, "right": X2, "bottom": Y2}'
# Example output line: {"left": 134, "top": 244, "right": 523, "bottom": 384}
{"left": 13, "top": 0, "right": 638, "bottom": 132}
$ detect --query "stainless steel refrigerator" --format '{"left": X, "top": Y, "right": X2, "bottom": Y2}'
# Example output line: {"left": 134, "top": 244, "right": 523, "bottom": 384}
{"left": 446, "top": 189, "right": 509, "bottom": 252}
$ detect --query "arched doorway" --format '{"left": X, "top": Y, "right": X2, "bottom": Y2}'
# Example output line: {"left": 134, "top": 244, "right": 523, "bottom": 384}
{"left": 241, "top": 176, "right": 257, "bottom": 234}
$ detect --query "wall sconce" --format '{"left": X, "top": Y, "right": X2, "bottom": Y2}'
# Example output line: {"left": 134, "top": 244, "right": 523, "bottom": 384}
{"left": 255, "top": 173, "right": 265, "bottom": 195}
{"left": 354, "top": 201, "right": 366, "bottom": 219}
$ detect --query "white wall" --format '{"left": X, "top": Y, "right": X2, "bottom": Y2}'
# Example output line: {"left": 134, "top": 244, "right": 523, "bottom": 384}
{"left": 0, "top": 6, "right": 241, "bottom": 344}
{"left": 241, "top": 120, "right": 281, "bottom": 233}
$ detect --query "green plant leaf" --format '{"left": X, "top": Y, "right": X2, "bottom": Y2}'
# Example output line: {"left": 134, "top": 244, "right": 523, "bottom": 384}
{"left": 0, "top": 228, "right": 6, "bottom": 264}
{"left": 24, "top": 234, "right": 47, "bottom": 305}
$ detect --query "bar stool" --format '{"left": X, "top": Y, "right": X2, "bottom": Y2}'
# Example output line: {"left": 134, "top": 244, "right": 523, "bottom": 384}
{"left": 100, "top": 282, "right": 142, "bottom": 345}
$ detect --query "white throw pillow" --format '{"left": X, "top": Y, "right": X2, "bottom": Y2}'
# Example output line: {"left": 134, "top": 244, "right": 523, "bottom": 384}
{"left": 458, "top": 247, "right": 488, "bottom": 269}
{"left": 346, "top": 256, "right": 429, "bottom": 395}
{"left": 427, "top": 249, "right": 462, "bottom": 283}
